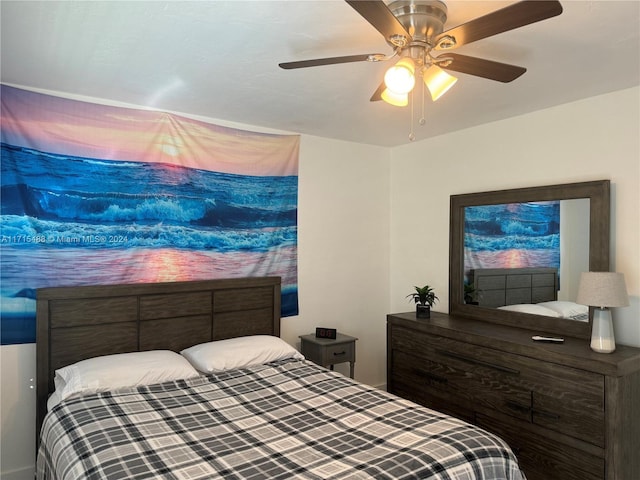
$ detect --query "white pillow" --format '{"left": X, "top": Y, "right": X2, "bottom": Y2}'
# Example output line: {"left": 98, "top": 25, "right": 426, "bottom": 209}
{"left": 181, "top": 335, "right": 304, "bottom": 373}
{"left": 537, "top": 301, "right": 589, "bottom": 320}
{"left": 497, "top": 304, "right": 561, "bottom": 317}
{"left": 47, "top": 350, "right": 199, "bottom": 411}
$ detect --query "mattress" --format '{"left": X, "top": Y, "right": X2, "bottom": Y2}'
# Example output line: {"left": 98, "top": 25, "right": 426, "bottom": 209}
{"left": 37, "top": 359, "right": 525, "bottom": 480}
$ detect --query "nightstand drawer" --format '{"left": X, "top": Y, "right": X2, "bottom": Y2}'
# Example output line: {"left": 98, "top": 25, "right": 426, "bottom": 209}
{"left": 322, "top": 342, "right": 355, "bottom": 364}
{"left": 299, "top": 333, "right": 358, "bottom": 379}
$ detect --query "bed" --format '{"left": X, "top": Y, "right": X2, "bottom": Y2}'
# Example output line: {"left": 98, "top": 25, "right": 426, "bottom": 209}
{"left": 36, "top": 277, "right": 525, "bottom": 480}
{"left": 471, "top": 267, "right": 559, "bottom": 308}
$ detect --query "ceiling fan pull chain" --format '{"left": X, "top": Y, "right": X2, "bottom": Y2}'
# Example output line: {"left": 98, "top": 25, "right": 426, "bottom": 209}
{"left": 409, "top": 90, "right": 416, "bottom": 142}
{"left": 419, "top": 75, "right": 426, "bottom": 127}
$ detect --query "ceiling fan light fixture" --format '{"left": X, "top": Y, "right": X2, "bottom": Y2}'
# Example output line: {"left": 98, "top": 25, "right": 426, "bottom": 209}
{"left": 381, "top": 88, "right": 408, "bottom": 107}
{"left": 423, "top": 64, "right": 457, "bottom": 101}
{"left": 281, "top": 0, "right": 564, "bottom": 141}
{"left": 384, "top": 57, "right": 416, "bottom": 95}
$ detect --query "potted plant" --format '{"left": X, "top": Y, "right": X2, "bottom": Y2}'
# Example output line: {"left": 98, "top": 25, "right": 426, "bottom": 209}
{"left": 407, "top": 285, "right": 438, "bottom": 319}
{"left": 464, "top": 283, "right": 478, "bottom": 305}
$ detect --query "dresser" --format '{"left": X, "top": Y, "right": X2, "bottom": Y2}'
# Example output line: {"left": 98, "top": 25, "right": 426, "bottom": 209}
{"left": 387, "top": 311, "right": 640, "bottom": 480}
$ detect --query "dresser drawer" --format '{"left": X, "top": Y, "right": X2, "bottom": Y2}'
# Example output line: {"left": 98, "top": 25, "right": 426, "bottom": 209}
{"left": 528, "top": 362, "right": 604, "bottom": 447}
{"left": 391, "top": 347, "right": 533, "bottom": 422}
{"left": 392, "top": 350, "right": 471, "bottom": 402}
{"left": 392, "top": 328, "right": 531, "bottom": 421}
{"left": 390, "top": 325, "right": 604, "bottom": 445}
{"left": 477, "top": 413, "right": 604, "bottom": 480}
{"left": 390, "top": 351, "right": 475, "bottom": 421}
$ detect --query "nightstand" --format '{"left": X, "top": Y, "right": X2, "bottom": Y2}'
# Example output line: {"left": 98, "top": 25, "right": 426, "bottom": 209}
{"left": 299, "top": 333, "right": 358, "bottom": 379}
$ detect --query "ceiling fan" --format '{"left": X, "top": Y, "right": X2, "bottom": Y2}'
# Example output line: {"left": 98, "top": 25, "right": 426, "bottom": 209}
{"left": 279, "top": 0, "right": 563, "bottom": 109}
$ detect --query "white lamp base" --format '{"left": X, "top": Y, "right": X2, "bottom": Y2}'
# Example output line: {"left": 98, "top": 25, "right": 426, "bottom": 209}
{"left": 591, "top": 307, "right": 616, "bottom": 353}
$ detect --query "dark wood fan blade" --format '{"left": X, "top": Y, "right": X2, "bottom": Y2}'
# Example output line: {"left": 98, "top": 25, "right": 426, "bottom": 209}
{"left": 436, "top": 0, "right": 563, "bottom": 49}
{"left": 279, "top": 54, "right": 373, "bottom": 69}
{"left": 345, "top": 0, "right": 412, "bottom": 45}
{"left": 370, "top": 81, "right": 386, "bottom": 102}
{"left": 438, "top": 53, "right": 526, "bottom": 82}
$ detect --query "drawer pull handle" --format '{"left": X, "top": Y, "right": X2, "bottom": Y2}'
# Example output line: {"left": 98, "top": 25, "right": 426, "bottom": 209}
{"left": 506, "top": 401, "right": 531, "bottom": 414}
{"left": 333, "top": 351, "right": 346, "bottom": 356}
{"left": 436, "top": 350, "right": 520, "bottom": 375}
{"left": 533, "top": 409, "right": 560, "bottom": 420}
{"left": 412, "top": 369, "right": 448, "bottom": 384}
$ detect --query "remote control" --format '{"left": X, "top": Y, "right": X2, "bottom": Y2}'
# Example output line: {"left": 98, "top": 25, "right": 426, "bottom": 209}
{"left": 532, "top": 335, "right": 564, "bottom": 343}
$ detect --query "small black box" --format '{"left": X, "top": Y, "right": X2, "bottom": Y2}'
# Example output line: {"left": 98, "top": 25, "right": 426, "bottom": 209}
{"left": 315, "top": 327, "right": 337, "bottom": 339}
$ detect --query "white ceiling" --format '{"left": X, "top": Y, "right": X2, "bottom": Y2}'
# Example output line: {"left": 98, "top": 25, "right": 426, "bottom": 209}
{"left": 1, "top": 1, "right": 639, "bottom": 147}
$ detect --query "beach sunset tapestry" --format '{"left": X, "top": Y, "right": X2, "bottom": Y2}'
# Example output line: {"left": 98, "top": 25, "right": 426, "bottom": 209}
{"left": 0, "top": 85, "right": 299, "bottom": 345}
{"left": 464, "top": 201, "right": 561, "bottom": 279}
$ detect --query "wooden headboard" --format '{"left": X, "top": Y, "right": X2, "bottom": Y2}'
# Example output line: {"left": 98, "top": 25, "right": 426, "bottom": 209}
{"left": 36, "top": 276, "right": 281, "bottom": 442}
{"left": 471, "top": 267, "right": 558, "bottom": 308}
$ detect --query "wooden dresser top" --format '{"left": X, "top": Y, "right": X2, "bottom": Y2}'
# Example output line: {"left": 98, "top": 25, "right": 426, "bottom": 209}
{"left": 388, "top": 311, "right": 640, "bottom": 377}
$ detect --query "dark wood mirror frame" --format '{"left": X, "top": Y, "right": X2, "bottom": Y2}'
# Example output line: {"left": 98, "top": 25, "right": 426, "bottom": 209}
{"left": 449, "top": 180, "right": 610, "bottom": 339}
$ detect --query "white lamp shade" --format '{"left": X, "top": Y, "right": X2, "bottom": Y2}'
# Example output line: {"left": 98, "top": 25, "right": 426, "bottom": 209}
{"left": 576, "top": 272, "right": 629, "bottom": 308}
{"left": 423, "top": 65, "right": 457, "bottom": 101}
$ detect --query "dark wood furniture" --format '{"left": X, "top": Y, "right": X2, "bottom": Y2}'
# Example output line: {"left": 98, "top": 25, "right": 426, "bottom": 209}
{"left": 387, "top": 311, "right": 640, "bottom": 480}
{"left": 36, "top": 276, "right": 281, "bottom": 445}
{"left": 472, "top": 267, "right": 558, "bottom": 307}
{"left": 299, "top": 333, "right": 357, "bottom": 378}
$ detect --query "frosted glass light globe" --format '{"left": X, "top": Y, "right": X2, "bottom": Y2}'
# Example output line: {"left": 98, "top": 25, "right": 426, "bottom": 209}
{"left": 384, "top": 58, "right": 415, "bottom": 94}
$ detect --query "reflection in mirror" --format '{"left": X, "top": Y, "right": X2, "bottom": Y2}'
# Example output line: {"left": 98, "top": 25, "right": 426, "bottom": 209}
{"left": 463, "top": 198, "right": 590, "bottom": 309}
{"left": 449, "top": 180, "right": 610, "bottom": 339}
{"left": 559, "top": 198, "right": 590, "bottom": 301}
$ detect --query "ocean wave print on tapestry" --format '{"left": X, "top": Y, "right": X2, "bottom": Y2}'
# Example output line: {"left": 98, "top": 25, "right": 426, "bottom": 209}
{"left": 0, "top": 85, "right": 299, "bottom": 345}
{"left": 463, "top": 201, "right": 560, "bottom": 280}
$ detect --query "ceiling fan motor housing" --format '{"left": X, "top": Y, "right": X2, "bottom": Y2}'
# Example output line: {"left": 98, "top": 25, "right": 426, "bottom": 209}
{"left": 388, "top": 0, "right": 448, "bottom": 48}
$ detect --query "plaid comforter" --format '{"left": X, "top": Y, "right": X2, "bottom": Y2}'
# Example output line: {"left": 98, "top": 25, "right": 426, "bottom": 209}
{"left": 37, "top": 359, "right": 525, "bottom": 480}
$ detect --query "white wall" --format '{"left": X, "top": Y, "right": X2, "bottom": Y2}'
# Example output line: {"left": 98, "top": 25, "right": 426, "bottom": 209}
{"left": 282, "top": 135, "right": 391, "bottom": 385}
{"left": 390, "top": 86, "right": 640, "bottom": 348}
{"left": 0, "top": 345, "right": 36, "bottom": 480}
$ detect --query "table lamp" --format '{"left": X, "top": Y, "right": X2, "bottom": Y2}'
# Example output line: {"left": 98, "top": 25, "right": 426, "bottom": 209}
{"left": 576, "top": 272, "right": 629, "bottom": 353}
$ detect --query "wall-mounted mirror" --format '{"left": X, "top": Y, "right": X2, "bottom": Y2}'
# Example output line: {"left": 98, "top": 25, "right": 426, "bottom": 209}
{"left": 449, "top": 180, "right": 610, "bottom": 339}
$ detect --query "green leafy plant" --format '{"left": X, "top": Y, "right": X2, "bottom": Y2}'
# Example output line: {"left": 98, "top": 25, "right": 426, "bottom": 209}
{"left": 407, "top": 285, "right": 438, "bottom": 307}
{"left": 464, "top": 283, "right": 476, "bottom": 304}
